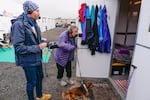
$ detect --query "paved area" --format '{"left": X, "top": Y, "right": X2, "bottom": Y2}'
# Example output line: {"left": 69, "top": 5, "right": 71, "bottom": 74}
{"left": 0, "top": 28, "right": 121, "bottom": 100}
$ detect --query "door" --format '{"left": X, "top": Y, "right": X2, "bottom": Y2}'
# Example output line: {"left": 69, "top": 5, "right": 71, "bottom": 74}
{"left": 126, "top": 0, "right": 150, "bottom": 99}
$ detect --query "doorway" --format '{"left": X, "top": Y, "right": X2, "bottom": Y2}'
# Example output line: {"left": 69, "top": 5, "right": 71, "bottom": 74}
{"left": 110, "top": 0, "right": 142, "bottom": 97}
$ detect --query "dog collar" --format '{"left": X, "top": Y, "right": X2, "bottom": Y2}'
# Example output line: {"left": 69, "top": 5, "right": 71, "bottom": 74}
{"left": 83, "top": 84, "right": 88, "bottom": 92}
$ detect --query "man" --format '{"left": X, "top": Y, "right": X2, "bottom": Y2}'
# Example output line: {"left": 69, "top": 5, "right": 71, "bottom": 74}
{"left": 54, "top": 25, "right": 78, "bottom": 86}
{"left": 11, "top": 1, "right": 51, "bottom": 100}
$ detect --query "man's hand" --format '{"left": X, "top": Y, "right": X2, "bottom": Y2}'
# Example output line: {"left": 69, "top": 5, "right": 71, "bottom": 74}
{"left": 39, "top": 42, "right": 47, "bottom": 50}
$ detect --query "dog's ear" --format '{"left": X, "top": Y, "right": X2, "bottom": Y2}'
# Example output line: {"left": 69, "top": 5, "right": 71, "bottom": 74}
{"left": 62, "top": 91, "right": 70, "bottom": 99}
{"left": 85, "top": 81, "right": 94, "bottom": 88}
{"left": 89, "top": 83, "right": 94, "bottom": 88}
{"left": 85, "top": 81, "right": 91, "bottom": 85}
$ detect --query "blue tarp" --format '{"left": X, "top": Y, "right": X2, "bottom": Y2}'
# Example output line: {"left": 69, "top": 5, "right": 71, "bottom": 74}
{"left": 0, "top": 47, "right": 51, "bottom": 63}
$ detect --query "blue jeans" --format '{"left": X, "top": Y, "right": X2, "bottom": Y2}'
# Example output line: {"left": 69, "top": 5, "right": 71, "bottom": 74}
{"left": 23, "top": 63, "right": 44, "bottom": 100}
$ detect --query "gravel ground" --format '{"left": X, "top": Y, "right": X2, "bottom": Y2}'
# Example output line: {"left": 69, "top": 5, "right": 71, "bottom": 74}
{"left": 0, "top": 28, "right": 121, "bottom": 100}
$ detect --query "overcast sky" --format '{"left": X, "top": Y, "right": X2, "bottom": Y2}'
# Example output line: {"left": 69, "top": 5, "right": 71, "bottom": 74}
{"left": 0, "top": 0, "right": 79, "bottom": 19}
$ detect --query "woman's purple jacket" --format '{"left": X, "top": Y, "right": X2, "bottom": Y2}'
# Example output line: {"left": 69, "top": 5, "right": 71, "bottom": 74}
{"left": 54, "top": 31, "right": 76, "bottom": 67}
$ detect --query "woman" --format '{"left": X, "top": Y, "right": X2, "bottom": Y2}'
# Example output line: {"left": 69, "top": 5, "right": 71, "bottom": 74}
{"left": 54, "top": 25, "right": 78, "bottom": 86}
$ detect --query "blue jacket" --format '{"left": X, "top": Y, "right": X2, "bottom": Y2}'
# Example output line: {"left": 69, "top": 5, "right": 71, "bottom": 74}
{"left": 97, "top": 5, "right": 103, "bottom": 41}
{"left": 91, "top": 5, "right": 95, "bottom": 27}
{"left": 101, "top": 6, "right": 111, "bottom": 53}
{"left": 86, "top": 5, "right": 91, "bottom": 19}
{"left": 11, "top": 13, "right": 43, "bottom": 67}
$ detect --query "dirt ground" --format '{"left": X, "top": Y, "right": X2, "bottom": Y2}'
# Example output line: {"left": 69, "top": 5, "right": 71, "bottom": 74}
{"left": 0, "top": 28, "right": 121, "bottom": 100}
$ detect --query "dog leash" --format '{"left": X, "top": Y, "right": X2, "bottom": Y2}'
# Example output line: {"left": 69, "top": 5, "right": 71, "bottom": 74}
{"left": 77, "top": 55, "right": 83, "bottom": 81}
{"left": 76, "top": 53, "right": 88, "bottom": 92}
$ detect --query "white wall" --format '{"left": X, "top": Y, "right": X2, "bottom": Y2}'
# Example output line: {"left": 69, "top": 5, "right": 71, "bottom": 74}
{"left": 76, "top": 0, "right": 119, "bottom": 78}
{"left": 135, "top": 1, "right": 150, "bottom": 47}
{"left": 126, "top": 0, "right": 150, "bottom": 99}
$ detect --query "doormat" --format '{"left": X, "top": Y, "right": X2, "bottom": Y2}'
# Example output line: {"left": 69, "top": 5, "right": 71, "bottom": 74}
{"left": 0, "top": 47, "right": 51, "bottom": 63}
{"left": 114, "top": 80, "right": 128, "bottom": 95}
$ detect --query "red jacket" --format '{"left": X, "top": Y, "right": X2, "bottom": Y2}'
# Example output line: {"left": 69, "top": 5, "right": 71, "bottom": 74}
{"left": 79, "top": 3, "right": 86, "bottom": 22}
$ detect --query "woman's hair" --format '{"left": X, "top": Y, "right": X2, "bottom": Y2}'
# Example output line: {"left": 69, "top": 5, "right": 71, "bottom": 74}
{"left": 68, "top": 25, "right": 78, "bottom": 33}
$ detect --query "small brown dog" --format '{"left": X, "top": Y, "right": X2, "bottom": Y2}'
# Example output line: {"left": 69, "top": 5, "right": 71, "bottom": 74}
{"left": 62, "top": 81, "right": 94, "bottom": 100}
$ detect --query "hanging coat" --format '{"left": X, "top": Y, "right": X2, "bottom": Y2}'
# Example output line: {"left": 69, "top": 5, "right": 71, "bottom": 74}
{"left": 86, "top": 5, "right": 91, "bottom": 19}
{"left": 85, "top": 5, "right": 92, "bottom": 43}
{"left": 91, "top": 5, "right": 95, "bottom": 27}
{"left": 97, "top": 5, "right": 103, "bottom": 42}
{"left": 92, "top": 5, "right": 99, "bottom": 49}
{"left": 79, "top": 3, "right": 86, "bottom": 22}
{"left": 79, "top": 3, "right": 86, "bottom": 44}
{"left": 100, "top": 5, "right": 111, "bottom": 53}
{"left": 81, "top": 5, "right": 91, "bottom": 44}
{"left": 88, "top": 5, "right": 99, "bottom": 55}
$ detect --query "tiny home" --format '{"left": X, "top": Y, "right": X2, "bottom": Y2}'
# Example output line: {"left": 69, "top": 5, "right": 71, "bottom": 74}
{"left": 77, "top": 0, "right": 149, "bottom": 99}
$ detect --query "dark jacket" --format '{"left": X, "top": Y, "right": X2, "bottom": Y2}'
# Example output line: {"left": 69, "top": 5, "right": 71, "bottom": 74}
{"left": 93, "top": 5, "right": 99, "bottom": 46}
{"left": 88, "top": 5, "right": 99, "bottom": 55}
{"left": 11, "top": 13, "right": 43, "bottom": 67}
{"left": 91, "top": 5, "right": 95, "bottom": 27}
